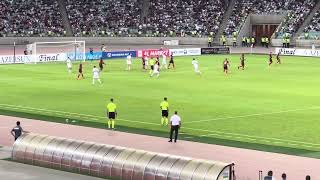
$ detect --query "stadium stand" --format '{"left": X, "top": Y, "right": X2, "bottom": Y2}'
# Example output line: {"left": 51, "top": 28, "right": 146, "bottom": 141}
{"left": 225, "top": 0, "right": 316, "bottom": 37}
{"left": 65, "top": 0, "right": 142, "bottom": 37}
{"left": 303, "top": 10, "right": 320, "bottom": 39}
{"left": 0, "top": 0, "right": 64, "bottom": 37}
{"left": 145, "top": 0, "right": 226, "bottom": 37}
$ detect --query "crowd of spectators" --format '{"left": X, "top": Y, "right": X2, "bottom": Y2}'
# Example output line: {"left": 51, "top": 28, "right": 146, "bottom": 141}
{"left": 145, "top": 0, "right": 226, "bottom": 37}
{"left": 225, "top": 0, "right": 316, "bottom": 37}
{"left": 0, "top": 0, "right": 64, "bottom": 37}
{"left": 66, "top": 0, "right": 142, "bottom": 37}
{"left": 304, "top": 10, "right": 320, "bottom": 32}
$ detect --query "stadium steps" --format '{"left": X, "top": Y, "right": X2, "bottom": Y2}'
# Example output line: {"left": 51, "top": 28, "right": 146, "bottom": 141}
{"left": 214, "top": 0, "right": 236, "bottom": 43}
{"left": 57, "top": 0, "right": 73, "bottom": 36}
{"left": 293, "top": 0, "right": 320, "bottom": 40}
{"left": 141, "top": 0, "right": 150, "bottom": 23}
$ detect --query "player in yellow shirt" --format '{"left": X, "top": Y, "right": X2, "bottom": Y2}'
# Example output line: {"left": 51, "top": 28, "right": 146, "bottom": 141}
{"left": 160, "top": 97, "right": 169, "bottom": 125}
{"left": 106, "top": 98, "right": 117, "bottom": 129}
{"left": 149, "top": 58, "right": 155, "bottom": 75}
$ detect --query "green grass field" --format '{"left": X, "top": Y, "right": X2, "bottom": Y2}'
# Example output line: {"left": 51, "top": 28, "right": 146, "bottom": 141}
{"left": 0, "top": 54, "right": 320, "bottom": 158}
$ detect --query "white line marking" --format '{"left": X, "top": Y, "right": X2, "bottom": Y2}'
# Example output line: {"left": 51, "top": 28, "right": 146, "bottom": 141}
{"left": 1, "top": 104, "right": 320, "bottom": 148}
{"left": 185, "top": 106, "right": 320, "bottom": 124}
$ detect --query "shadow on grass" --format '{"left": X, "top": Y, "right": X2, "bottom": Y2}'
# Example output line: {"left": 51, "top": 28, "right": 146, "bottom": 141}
{"left": 1, "top": 108, "right": 319, "bottom": 159}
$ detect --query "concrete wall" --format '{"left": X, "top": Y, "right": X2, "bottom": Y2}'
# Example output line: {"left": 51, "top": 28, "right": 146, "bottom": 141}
{"left": 0, "top": 37, "right": 208, "bottom": 46}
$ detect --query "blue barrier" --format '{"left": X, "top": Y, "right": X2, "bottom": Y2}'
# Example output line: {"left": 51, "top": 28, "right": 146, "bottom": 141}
{"left": 102, "top": 51, "right": 137, "bottom": 59}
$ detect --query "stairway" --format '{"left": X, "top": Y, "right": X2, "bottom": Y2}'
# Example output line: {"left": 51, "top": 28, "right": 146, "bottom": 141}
{"left": 214, "top": 0, "right": 236, "bottom": 43}
{"left": 57, "top": 0, "right": 73, "bottom": 36}
{"left": 141, "top": 0, "right": 150, "bottom": 23}
{"left": 293, "top": 0, "right": 320, "bottom": 39}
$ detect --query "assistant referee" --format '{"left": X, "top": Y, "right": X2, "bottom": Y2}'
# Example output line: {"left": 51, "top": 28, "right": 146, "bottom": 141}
{"left": 106, "top": 98, "right": 117, "bottom": 129}
{"left": 160, "top": 97, "right": 169, "bottom": 125}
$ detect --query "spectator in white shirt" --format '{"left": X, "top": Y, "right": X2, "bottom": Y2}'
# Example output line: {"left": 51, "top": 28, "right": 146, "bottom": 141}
{"left": 169, "top": 111, "right": 181, "bottom": 143}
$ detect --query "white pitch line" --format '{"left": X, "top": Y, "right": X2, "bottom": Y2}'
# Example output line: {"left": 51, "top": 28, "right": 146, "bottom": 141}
{"left": 1, "top": 104, "right": 320, "bottom": 147}
{"left": 185, "top": 106, "right": 320, "bottom": 124}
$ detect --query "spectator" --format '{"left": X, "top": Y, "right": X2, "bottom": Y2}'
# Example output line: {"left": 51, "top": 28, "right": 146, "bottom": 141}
{"left": 0, "top": 0, "right": 65, "bottom": 37}
{"left": 264, "top": 170, "right": 275, "bottom": 180}
{"left": 306, "top": 175, "right": 311, "bottom": 180}
{"left": 281, "top": 173, "right": 286, "bottom": 180}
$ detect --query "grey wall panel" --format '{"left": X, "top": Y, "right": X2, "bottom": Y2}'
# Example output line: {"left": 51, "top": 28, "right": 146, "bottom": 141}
{"left": 90, "top": 145, "right": 114, "bottom": 176}
{"left": 122, "top": 151, "right": 146, "bottom": 180}
{"left": 155, "top": 156, "right": 180, "bottom": 180}
{"left": 51, "top": 139, "right": 74, "bottom": 169}
{"left": 180, "top": 160, "right": 202, "bottom": 180}
{"left": 167, "top": 158, "right": 191, "bottom": 180}
{"left": 12, "top": 134, "right": 234, "bottom": 180}
{"left": 132, "top": 153, "right": 156, "bottom": 180}
{"left": 98, "top": 146, "right": 124, "bottom": 177}
{"left": 41, "top": 137, "right": 65, "bottom": 168}
{"left": 80, "top": 144, "right": 105, "bottom": 174}
{"left": 144, "top": 154, "right": 169, "bottom": 180}
{"left": 70, "top": 142, "right": 95, "bottom": 172}
{"left": 191, "top": 161, "right": 213, "bottom": 180}
{"left": 33, "top": 136, "right": 55, "bottom": 166}
{"left": 111, "top": 149, "right": 136, "bottom": 178}
{"left": 61, "top": 141, "right": 84, "bottom": 170}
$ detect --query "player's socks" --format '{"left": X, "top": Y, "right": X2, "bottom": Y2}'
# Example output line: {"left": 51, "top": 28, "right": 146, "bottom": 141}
{"left": 111, "top": 120, "right": 115, "bottom": 129}
{"left": 108, "top": 120, "right": 111, "bottom": 129}
{"left": 161, "top": 118, "right": 164, "bottom": 125}
{"left": 98, "top": 79, "right": 102, "bottom": 84}
{"left": 165, "top": 118, "right": 168, "bottom": 125}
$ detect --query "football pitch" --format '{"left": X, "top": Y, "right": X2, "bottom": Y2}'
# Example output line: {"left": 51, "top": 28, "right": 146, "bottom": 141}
{"left": 0, "top": 54, "right": 320, "bottom": 158}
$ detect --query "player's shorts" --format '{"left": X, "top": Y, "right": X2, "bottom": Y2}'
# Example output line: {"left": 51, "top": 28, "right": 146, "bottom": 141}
{"left": 151, "top": 65, "right": 154, "bottom": 70}
{"left": 162, "top": 110, "right": 168, "bottom": 117}
{"left": 169, "top": 60, "right": 174, "bottom": 64}
{"left": 223, "top": 66, "right": 228, "bottom": 70}
{"left": 108, "top": 112, "right": 116, "bottom": 119}
{"left": 79, "top": 69, "right": 83, "bottom": 73}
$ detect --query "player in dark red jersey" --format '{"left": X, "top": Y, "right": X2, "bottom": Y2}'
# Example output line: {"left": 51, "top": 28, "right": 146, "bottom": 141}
{"left": 223, "top": 58, "right": 230, "bottom": 75}
{"left": 237, "top": 53, "right": 245, "bottom": 70}
{"left": 77, "top": 63, "right": 84, "bottom": 79}
{"left": 142, "top": 56, "right": 146, "bottom": 70}
{"left": 99, "top": 57, "right": 105, "bottom": 71}
{"left": 276, "top": 52, "right": 281, "bottom": 64}
{"left": 268, "top": 52, "right": 273, "bottom": 66}
{"left": 168, "top": 54, "right": 175, "bottom": 69}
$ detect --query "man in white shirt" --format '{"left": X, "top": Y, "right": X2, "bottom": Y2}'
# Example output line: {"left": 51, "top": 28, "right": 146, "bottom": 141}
{"left": 92, "top": 66, "right": 102, "bottom": 85}
{"left": 192, "top": 58, "right": 201, "bottom": 74}
{"left": 150, "top": 63, "right": 160, "bottom": 78}
{"left": 169, "top": 111, "right": 181, "bottom": 143}
{"left": 161, "top": 54, "right": 167, "bottom": 69}
{"left": 126, "top": 54, "right": 132, "bottom": 71}
{"left": 66, "top": 57, "right": 72, "bottom": 73}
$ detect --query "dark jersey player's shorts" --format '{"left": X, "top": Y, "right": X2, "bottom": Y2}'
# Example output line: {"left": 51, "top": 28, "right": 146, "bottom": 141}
{"left": 162, "top": 110, "right": 168, "bottom": 117}
{"left": 224, "top": 65, "right": 228, "bottom": 70}
{"left": 108, "top": 112, "right": 116, "bottom": 119}
{"left": 151, "top": 65, "right": 154, "bottom": 70}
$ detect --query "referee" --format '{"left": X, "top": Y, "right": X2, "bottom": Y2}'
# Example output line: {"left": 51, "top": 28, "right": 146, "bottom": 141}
{"left": 106, "top": 98, "right": 117, "bottom": 129}
{"left": 160, "top": 97, "right": 169, "bottom": 125}
{"left": 168, "top": 111, "right": 181, "bottom": 143}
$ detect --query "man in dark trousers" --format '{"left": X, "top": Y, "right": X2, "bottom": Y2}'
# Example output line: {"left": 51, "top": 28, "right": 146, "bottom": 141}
{"left": 168, "top": 111, "right": 181, "bottom": 143}
{"left": 11, "top": 121, "right": 28, "bottom": 141}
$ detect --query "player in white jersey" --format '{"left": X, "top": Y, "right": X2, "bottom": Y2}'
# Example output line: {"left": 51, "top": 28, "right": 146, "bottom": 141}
{"left": 66, "top": 57, "right": 72, "bottom": 73}
{"left": 144, "top": 56, "right": 149, "bottom": 70}
{"left": 92, "top": 66, "right": 102, "bottom": 85}
{"left": 126, "top": 54, "right": 132, "bottom": 71}
{"left": 161, "top": 54, "right": 167, "bottom": 69}
{"left": 192, "top": 58, "right": 201, "bottom": 74}
{"left": 150, "top": 63, "right": 160, "bottom": 78}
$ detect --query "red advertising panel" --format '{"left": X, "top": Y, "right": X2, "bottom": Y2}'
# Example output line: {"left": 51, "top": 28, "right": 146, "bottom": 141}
{"left": 137, "top": 49, "right": 171, "bottom": 57}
